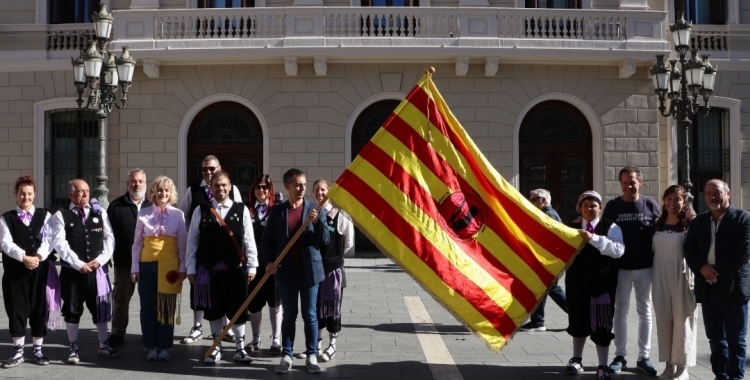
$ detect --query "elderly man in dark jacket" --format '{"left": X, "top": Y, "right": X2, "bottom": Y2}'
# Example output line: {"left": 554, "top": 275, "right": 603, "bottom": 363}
{"left": 684, "top": 179, "right": 750, "bottom": 380}
{"left": 106, "top": 169, "right": 151, "bottom": 346}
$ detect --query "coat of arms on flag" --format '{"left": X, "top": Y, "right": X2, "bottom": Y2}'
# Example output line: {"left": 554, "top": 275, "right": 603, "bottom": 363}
{"left": 327, "top": 67, "right": 585, "bottom": 352}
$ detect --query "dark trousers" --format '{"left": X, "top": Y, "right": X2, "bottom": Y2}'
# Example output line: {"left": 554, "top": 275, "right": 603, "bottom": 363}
{"left": 566, "top": 277, "right": 616, "bottom": 347}
{"left": 60, "top": 266, "right": 106, "bottom": 324}
{"left": 247, "top": 270, "right": 277, "bottom": 313}
{"left": 701, "top": 290, "right": 749, "bottom": 380}
{"left": 111, "top": 266, "right": 135, "bottom": 336}
{"left": 204, "top": 267, "right": 248, "bottom": 324}
{"left": 138, "top": 262, "right": 175, "bottom": 350}
{"left": 2, "top": 261, "right": 49, "bottom": 337}
{"left": 529, "top": 281, "right": 568, "bottom": 326}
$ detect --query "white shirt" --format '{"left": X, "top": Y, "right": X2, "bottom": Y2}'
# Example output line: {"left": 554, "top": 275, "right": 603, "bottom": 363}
{"left": 48, "top": 203, "right": 115, "bottom": 271}
{"left": 179, "top": 180, "right": 243, "bottom": 225}
{"left": 185, "top": 198, "right": 257, "bottom": 275}
{"left": 126, "top": 193, "right": 145, "bottom": 212}
{"left": 708, "top": 214, "right": 724, "bottom": 265}
{"left": 580, "top": 217, "right": 625, "bottom": 259}
{"left": 0, "top": 206, "right": 52, "bottom": 262}
{"left": 323, "top": 203, "right": 355, "bottom": 257}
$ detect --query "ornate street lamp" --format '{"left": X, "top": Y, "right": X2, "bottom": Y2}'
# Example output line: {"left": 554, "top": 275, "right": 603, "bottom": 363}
{"left": 70, "top": 3, "right": 136, "bottom": 207}
{"left": 650, "top": 12, "right": 717, "bottom": 213}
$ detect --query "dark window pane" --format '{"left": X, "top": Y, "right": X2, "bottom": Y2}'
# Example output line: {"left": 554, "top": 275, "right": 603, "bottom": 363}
{"left": 520, "top": 107, "right": 585, "bottom": 143}
{"left": 44, "top": 109, "right": 99, "bottom": 211}
{"left": 49, "top": 0, "right": 99, "bottom": 24}
{"left": 679, "top": 0, "right": 725, "bottom": 25}
{"left": 198, "top": 0, "right": 255, "bottom": 7}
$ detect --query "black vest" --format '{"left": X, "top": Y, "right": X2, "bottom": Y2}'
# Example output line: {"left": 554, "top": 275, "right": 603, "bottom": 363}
{"left": 197, "top": 202, "right": 245, "bottom": 270}
{"left": 251, "top": 206, "right": 268, "bottom": 267}
{"left": 188, "top": 182, "right": 235, "bottom": 224}
{"left": 60, "top": 208, "right": 105, "bottom": 263}
{"left": 321, "top": 209, "right": 345, "bottom": 274}
{"left": 566, "top": 219, "right": 618, "bottom": 297}
{"left": 1, "top": 208, "right": 48, "bottom": 273}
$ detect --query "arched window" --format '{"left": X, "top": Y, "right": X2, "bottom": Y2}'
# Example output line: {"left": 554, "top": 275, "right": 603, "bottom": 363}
{"left": 519, "top": 101, "right": 592, "bottom": 223}
{"left": 187, "top": 101, "right": 263, "bottom": 197}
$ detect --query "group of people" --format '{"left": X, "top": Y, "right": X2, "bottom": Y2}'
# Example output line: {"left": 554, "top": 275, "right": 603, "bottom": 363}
{"left": 526, "top": 166, "right": 750, "bottom": 380}
{"left": 0, "top": 154, "right": 354, "bottom": 375}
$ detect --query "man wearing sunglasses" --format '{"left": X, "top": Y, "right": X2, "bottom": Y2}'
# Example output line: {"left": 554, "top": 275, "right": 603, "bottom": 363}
{"left": 520, "top": 189, "right": 568, "bottom": 332}
{"left": 178, "top": 155, "right": 243, "bottom": 345}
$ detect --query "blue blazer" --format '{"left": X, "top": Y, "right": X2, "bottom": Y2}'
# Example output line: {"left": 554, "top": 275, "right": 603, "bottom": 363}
{"left": 684, "top": 205, "right": 750, "bottom": 304}
{"left": 261, "top": 200, "right": 330, "bottom": 288}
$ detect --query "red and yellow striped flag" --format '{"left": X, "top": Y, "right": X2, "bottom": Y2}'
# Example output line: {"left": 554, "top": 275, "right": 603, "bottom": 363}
{"left": 327, "top": 70, "right": 585, "bottom": 352}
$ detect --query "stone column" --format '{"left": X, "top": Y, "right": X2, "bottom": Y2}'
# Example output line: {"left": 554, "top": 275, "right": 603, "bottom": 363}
{"left": 93, "top": 117, "right": 110, "bottom": 208}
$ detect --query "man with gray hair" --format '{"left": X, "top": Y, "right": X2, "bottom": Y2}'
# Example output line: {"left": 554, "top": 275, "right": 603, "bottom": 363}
{"left": 521, "top": 189, "right": 568, "bottom": 331}
{"left": 106, "top": 169, "right": 151, "bottom": 346}
{"left": 179, "top": 155, "right": 243, "bottom": 344}
{"left": 685, "top": 179, "right": 750, "bottom": 380}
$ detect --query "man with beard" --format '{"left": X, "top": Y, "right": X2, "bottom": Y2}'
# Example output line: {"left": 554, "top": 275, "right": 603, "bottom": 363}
{"left": 685, "top": 179, "right": 750, "bottom": 380}
{"left": 107, "top": 169, "right": 151, "bottom": 346}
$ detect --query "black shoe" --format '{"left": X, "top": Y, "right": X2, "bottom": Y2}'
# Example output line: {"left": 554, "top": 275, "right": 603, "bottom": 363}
{"left": 608, "top": 355, "right": 626, "bottom": 373}
{"left": 519, "top": 321, "right": 546, "bottom": 332}
{"left": 636, "top": 357, "right": 657, "bottom": 377}
{"left": 564, "top": 357, "right": 583, "bottom": 375}
{"left": 108, "top": 334, "right": 124, "bottom": 346}
{"left": 597, "top": 365, "right": 612, "bottom": 380}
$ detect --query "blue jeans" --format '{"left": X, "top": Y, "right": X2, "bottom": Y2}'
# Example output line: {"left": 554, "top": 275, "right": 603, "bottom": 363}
{"left": 701, "top": 290, "right": 749, "bottom": 380}
{"left": 138, "top": 262, "right": 175, "bottom": 350}
{"left": 530, "top": 282, "right": 568, "bottom": 326}
{"left": 278, "top": 265, "right": 319, "bottom": 358}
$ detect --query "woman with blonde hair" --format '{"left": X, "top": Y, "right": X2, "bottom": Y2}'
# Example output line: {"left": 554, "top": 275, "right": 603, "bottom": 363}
{"left": 652, "top": 185, "right": 696, "bottom": 380}
{"left": 131, "top": 176, "right": 187, "bottom": 361}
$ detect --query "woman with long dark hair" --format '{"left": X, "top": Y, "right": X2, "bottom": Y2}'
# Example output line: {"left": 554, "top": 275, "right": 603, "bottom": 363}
{"left": 652, "top": 185, "right": 696, "bottom": 380}
{"left": 1, "top": 176, "right": 54, "bottom": 368}
{"left": 245, "top": 174, "right": 283, "bottom": 355}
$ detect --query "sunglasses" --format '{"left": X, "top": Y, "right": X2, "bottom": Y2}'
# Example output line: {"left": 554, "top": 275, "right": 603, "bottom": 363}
{"left": 201, "top": 166, "right": 217, "bottom": 172}
{"left": 529, "top": 197, "right": 540, "bottom": 202}
{"left": 254, "top": 185, "right": 269, "bottom": 191}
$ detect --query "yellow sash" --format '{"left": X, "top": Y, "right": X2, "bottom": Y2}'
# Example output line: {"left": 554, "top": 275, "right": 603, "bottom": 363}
{"left": 141, "top": 236, "right": 182, "bottom": 325}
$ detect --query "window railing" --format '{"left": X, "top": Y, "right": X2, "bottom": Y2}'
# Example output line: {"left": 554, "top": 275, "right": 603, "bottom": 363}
{"left": 47, "top": 24, "right": 95, "bottom": 50}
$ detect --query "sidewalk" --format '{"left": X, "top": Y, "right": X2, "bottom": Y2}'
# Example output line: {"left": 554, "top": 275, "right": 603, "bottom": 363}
{"left": 0, "top": 256, "right": 728, "bottom": 379}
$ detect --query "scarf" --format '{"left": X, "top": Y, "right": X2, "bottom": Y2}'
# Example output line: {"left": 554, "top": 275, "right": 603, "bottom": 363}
{"left": 140, "top": 236, "right": 182, "bottom": 325}
{"left": 318, "top": 268, "right": 343, "bottom": 319}
{"left": 95, "top": 265, "right": 112, "bottom": 323}
{"left": 45, "top": 263, "right": 62, "bottom": 330}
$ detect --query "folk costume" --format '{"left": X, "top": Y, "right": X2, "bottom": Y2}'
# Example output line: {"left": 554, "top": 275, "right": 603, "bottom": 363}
{"left": 49, "top": 199, "right": 118, "bottom": 363}
{"left": 178, "top": 180, "right": 242, "bottom": 343}
{"left": 186, "top": 198, "right": 258, "bottom": 364}
{"left": 316, "top": 204, "right": 354, "bottom": 362}
{"left": 1, "top": 206, "right": 54, "bottom": 367}
{"left": 131, "top": 204, "right": 187, "bottom": 359}
{"left": 246, "top": 200, "right": 283, "bottom": 354}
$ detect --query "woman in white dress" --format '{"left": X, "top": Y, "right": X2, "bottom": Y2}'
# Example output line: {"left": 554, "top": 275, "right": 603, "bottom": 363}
{"left": 652, "top": 185, "right": 696, "bottom": 380}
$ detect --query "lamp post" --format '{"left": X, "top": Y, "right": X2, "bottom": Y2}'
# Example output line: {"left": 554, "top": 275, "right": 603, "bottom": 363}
{"left": 649, "top": 12, "right": 717, "bottom": 214}
{"left": 71, "top": 3, "right": 136, "bottom": 208}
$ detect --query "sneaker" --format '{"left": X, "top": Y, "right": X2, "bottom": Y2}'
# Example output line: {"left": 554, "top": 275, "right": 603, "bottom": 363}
{"left": 67, "top": 342, "right": 80, "bottom": 365}
{"left": 597, "top": 365, "right": 612, "bottom": 380}
{"left": 306, "top": 355, "right": 321, "bottom": 374}
{"left": 276, "top": 355, "right": 293, "bottom": 374}
{"left": 108, "top": 334, "right": 124, "bottom": 346}
{"left": 245, "top": 340, "right": 262, "bottom": 352}
{"left": 147, "top": 348, "right": 159, "bottom": 361}
{"left": 636, "top": 357, "right": 657, "bottom": 376}
{"left": 233, "top": 349, "right": 253, "bottom": 364}
{"left": 297, "top": 352, "right": 307, "bottom": 359}
{"left": 97, "top": 341, "right": 120, "bottom": 358}
{"left": 320, "top": 344, "right": 336, "bottom": 362}
{"left": 608, "top": 355, "right": 627, "bottom": 373}
{"left": 181, "top": 324, "right": 203, "bottom": 344}
{"left": 564, "top": 357, "right": 583, "bottom": 375}
{"left": 158, "top": 349, "right": 170, "bottom": 361}
{"left": 269, "top": 343, "right": 281, "bottom": 356}
{"left": 204, "top": 345, "right": 222, "bottom": 364}
{"left": 519, "top": 322, "right": 546, "bottom": 332}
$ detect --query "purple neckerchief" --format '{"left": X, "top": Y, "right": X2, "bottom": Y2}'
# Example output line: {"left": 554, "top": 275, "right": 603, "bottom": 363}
{"left": 152, "top": 206, "right": 168, "bottom": 236}
{"left": 193, "top": 265, "right": 211, "bottom": 308}
{"left": 46, "top": 263, "right": 62, "bottom": 330}
{"left": 95, "top": 265, "right": 112, "bottom": 323}
{"left": 17, "top": 210, "right": 32, "bottom": 225}
{"left": 318, "top": 268, "right": 343, "bottom": 319}
{"left": 590, "top": 293, "right": 612, "bottom": 332}
{"left": 89, "top": 198, "right": 103, "bottom": 214}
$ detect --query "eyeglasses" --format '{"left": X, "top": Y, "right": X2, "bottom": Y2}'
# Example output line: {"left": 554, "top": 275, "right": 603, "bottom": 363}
{"left": 254, "top": 185, "right": 269, "bottom": 191}
{"left": 201, "top": 166, "right": 217, "bottom": 172}
{"left": 529, "top": 197, "right": 540, "bottom": 202}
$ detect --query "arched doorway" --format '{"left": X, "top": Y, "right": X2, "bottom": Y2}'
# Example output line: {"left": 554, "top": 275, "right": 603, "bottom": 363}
{"left": 350, "top": 99, "right": 401, "bottom": 253}
{"left": 519, "top": 100, "right": 592, "bottom": 223}
{"left": 187, "top": 101, "right": 263, "bottom": 200}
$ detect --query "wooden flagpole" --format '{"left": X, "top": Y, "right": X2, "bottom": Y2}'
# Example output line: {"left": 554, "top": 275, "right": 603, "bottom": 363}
{"left": 203, "top": 197, "right": 329, "bottom": 358}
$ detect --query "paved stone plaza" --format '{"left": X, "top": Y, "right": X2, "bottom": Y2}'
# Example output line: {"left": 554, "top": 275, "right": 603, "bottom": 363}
{"left": 0, "top": 255, "right": 731, "bottom": 379}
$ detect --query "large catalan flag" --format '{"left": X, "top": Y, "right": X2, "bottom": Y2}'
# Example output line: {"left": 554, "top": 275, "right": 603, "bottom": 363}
{"left": 327, "top": 69, "right": 585, "bottom": 352}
